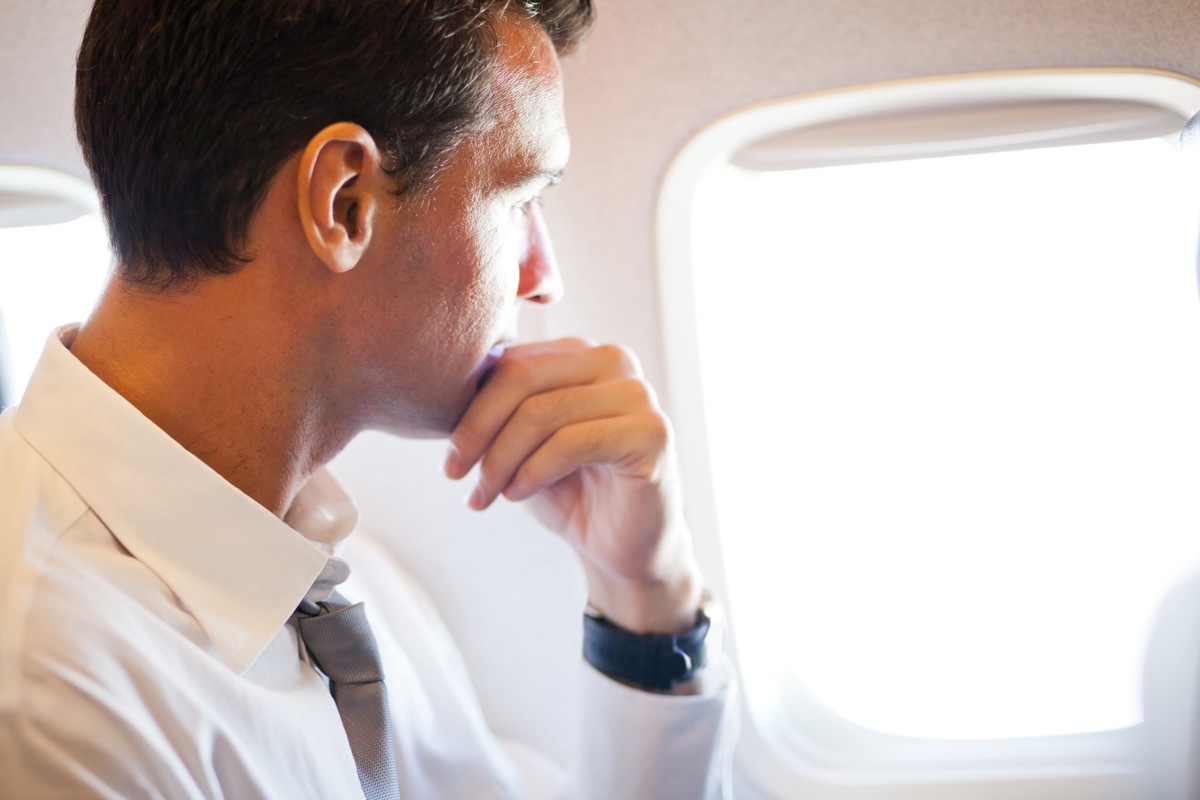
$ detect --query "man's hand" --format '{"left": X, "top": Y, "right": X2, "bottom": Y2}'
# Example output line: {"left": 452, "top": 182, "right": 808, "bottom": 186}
{"left": 443, "top": 338, "right": 703, "bottom": 635}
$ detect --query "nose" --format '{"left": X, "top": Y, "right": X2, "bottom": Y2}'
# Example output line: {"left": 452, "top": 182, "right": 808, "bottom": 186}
{"left": 517, "top": 202, "right": 563, "bottom": 304}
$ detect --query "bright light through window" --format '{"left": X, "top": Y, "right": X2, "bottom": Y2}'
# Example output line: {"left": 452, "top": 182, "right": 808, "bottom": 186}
{"left": 0, "top": 215, "right": 110, "bottom": 404}
{"left": 693, "top": 137, "right": 1200, "bottom": 739}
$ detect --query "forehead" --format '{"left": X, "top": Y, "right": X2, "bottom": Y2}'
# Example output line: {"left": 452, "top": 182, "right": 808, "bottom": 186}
{"left": 468, "top": 15, "right": 570, "bottom": 189}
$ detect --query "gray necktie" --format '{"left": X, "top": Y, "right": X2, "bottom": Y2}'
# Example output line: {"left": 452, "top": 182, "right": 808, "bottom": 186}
{"left": 294, "top": 593, "right": 401, "bottom": 800}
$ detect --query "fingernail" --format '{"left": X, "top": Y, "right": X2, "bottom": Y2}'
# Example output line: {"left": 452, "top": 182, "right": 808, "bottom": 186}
{"left": 444, "top": 443, "right": 462, "bottom": 478}
{"left": 466, "top": 484, "right": 485, "bottom": 510}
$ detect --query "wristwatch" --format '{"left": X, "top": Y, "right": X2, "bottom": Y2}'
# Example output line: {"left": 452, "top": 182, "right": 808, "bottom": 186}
{"left": 582, "top": 591, "right": 718, "bottom": 692}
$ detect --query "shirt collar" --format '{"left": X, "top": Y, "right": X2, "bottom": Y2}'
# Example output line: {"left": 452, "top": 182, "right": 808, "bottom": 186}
{"left": 13, "top": 325, "right": 349, "bottom": 673}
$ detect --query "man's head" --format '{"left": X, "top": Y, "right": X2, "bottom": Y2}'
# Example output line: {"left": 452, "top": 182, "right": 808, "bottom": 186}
{"left": 75, "top": 0, "right": 592, "bottom": 289}
{"left": 303, "top": 9, "right": 574, "bottom": 435}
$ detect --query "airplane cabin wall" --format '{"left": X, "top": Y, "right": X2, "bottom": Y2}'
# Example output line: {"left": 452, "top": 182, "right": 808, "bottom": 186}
{"left": 0, "top": 0, "right": 91, "bottom": 178}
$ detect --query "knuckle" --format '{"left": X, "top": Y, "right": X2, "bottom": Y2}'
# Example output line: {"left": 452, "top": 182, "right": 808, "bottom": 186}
{"left": 580, "top": 424, "right": 606, "bottom": 455}
{"left": 557, "top": 422, "right": 595, "bottom": 454}
{"left": 493, "top": 356, "right": 534, "bottom": 388}
{"left": 516, "top": 391, "right": 561, "bottom": 429}
{"left": 449, "top": 423, "right": 480, "bottom": 455}
{"left": 620, "top": 377, "right": 657, "bottom": 408}
{"left": 640, "top": 409, "right": 672, "bottom": 449}
{"left": 509, "top": 461, "right": 538, "bottom": 498}
{"left": 596, "top": 343, "right": 641, "bottom": 376}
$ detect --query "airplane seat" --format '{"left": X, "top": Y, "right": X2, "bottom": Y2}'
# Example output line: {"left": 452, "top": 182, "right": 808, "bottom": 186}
{"left": 1141, "top": 108, "right": 1200, "bottom": 800}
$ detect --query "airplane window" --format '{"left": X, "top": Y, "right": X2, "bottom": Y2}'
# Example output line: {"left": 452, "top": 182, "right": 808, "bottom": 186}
{"left": 659, "top": 73, "right": 1200, "bottom": 791}
{"left": 692, "top": 133, "right": 1200, "bottom": 741}
{"left": 0, "top": 214, "right": 110, "bottom": 405}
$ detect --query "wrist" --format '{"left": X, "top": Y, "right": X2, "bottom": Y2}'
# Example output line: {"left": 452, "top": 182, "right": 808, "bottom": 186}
{"left": 583, "top": 589, "right": 718, "bottom": 693}
{"left": 583, "top": 561, "right": 704, "bottom": 635}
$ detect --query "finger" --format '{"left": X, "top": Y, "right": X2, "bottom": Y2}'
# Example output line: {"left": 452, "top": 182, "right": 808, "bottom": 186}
{"left": 469, "top": 378, "right": 657, "bottom": 509}
{"left": 498, "top": 336, "right": 594, "bottom": 359}
{"left": 473, "top": 337, "right": 594, "bottom": 392}
{"left": 447, "top": 343, "right": 643, "bottom": 478}
{"left": 499, "top": 410, "right": 671, "bottom": 504}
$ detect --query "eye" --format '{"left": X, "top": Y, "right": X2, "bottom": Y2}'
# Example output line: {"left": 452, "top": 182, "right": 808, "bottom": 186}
{"left": 513, "top": 196, "right": 542, "bottom": 219}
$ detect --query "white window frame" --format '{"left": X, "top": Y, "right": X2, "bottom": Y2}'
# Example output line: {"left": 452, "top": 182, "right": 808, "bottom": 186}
{"left": 655, "top": 68, "right": 1200, "bottom": 799}
{"left": 0, "top": 164, "right": 99, "bottom": 228}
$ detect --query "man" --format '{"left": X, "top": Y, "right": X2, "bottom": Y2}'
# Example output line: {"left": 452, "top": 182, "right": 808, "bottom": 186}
{"left": 0, "top": 0, "right": 735, "bottom": 798}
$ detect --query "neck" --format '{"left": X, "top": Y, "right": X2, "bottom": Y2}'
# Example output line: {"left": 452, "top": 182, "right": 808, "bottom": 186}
{"left": 70, "top": 272, "right": 354, "bottom": 517}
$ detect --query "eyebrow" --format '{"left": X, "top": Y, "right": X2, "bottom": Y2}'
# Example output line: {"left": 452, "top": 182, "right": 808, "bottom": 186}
{"left": 504, "top": 168, "right": 565, "bottom": 194}
{"left": 525, "top": 169, "right": 565, "bottom": 188}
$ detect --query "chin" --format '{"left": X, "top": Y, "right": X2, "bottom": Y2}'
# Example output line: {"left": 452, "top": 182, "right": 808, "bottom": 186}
{"left": 365, "top": 381, "right": 477, "bottom": 440}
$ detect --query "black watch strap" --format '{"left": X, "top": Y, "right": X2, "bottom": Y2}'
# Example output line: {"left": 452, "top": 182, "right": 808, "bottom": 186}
{"left": 582, "top": 605, "right": 711, "bottom": 692}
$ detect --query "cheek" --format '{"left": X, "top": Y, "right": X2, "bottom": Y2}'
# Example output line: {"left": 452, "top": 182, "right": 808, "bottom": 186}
{"left": 450, "top": 265, "right": 512, "bottom": 357}
{"left": 435, "top": 232, "right": 514, "bottom": 352}
{"left": 467, "top": 214, "right": 523, "bottom": 315}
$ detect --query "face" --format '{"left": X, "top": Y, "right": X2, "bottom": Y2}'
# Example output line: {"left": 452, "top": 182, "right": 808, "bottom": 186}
{"left": 341, "top": 15, "right": 569, "bottom": 436}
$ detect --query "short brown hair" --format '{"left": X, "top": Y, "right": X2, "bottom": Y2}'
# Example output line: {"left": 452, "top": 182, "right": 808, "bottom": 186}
{"left": 75, "top": 0, "right": 593, "bottom": 288}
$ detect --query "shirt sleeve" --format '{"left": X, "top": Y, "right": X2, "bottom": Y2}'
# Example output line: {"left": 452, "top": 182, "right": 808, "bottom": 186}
{"left": 344, "top": 529, "right": 740, "bottom": 800}
{"left": 566, "top": 659, "right": 739, "bottom": 800}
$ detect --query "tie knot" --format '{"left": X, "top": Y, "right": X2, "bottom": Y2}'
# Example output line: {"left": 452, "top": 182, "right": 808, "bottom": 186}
{"left": 294, "top": 598, "right": 385, "bottom": 685}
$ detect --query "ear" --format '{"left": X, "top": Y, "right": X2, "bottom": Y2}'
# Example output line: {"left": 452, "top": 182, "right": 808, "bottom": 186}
{"left": 297, "top": 122, "right": 384, "bottom": 273}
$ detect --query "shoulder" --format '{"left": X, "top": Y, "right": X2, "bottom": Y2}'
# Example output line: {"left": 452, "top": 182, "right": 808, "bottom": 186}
{"left": 0, "top": 410, "right": 94, "bottom": 708}
{"left": 0, "top": 409, "right": 207, "bottom": 728}
{"left": 0, "top": 415, "right": 209, "bottom": 797}
{"left": 0, "top": 410, "right": 89, "bottom": 554}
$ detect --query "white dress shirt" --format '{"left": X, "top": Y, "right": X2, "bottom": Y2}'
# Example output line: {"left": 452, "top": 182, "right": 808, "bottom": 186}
{"left": 0, "top": 327, "right": 736, "bottom": 799}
